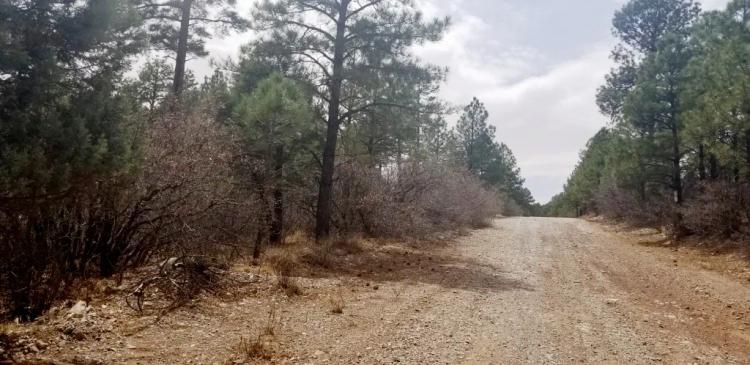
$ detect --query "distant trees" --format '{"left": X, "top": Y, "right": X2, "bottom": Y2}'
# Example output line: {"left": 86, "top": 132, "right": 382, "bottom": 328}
{"left": 453, "top": 98, "right": 536, "bottom": 214}
{"left": 548, "top": 0, "right": 750, "bottom": 240}
{"left": 455, "top": 98, "right": 493, "bottom": 173}
{"left": 129, "top": 59, "right": 174, "bottom": 115}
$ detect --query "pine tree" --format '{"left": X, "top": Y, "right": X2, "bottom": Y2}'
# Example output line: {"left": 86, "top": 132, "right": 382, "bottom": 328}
{"left": 232, "top": 73, "right": 314, "bottom": 253}
{"left": 135, "top": 0, "right": 248, "bottom": 94}
{"left": 251, "top": 0, "right": 448, "bottom": 240}
{"left": 0, "top": 0, "right": 146, "bottom": 318}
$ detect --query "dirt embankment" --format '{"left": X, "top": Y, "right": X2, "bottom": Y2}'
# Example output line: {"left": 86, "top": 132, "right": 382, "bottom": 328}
{"left": 3, "top": 218, "right": 750, "bottom": 364}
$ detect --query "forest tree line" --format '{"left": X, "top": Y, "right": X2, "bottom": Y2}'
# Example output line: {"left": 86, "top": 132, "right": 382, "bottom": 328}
{"left": 0, "top": 0, "right": 534, "bottom": 319}
{"left": 546, "top": 0, "right": 750, "bottom": 240}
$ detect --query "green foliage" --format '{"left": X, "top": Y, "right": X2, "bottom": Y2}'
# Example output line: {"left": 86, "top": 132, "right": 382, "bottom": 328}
{"left": 0, "top": 0, "right": 519, "bottom": 319}
{"left": 0, "top": 0, "right": 144, "bottom": 199}
{"left": 136, "top": 0, "right": 248, "bottom": 57}
{"left": 612, "top": 0, "right": 701, "bottom": 54}
{"left": 545, "top": 129, "right": 623, "bottom": 217}
{"left": 551, "top": 0, "right": 750, "bottom": 239}
{"left": 682, "top": 2, "right": 750, "bottom": 181}
{"left": 452, "top": 98, "right": 535, "bottom": 215}
{"left": 251, "top": 0, "right": 451, "bottom": 238}
{"left": 0, "top": 0, "right": 148, "bottom": 319}
{"left": 232, "top": 73, "right": 314, "bottom": 160}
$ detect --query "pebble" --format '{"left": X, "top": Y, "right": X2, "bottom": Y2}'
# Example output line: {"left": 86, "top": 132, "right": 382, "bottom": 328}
{"left": 605, "top": 298, "right": 619, "bottom": 306}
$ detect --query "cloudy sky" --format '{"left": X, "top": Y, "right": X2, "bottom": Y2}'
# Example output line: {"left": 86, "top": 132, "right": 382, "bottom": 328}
{"left": 195, "top": 0, "right": 731, "bottom": 203}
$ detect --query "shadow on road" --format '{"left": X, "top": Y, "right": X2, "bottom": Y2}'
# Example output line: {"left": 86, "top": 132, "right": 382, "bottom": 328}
{"left": 297, "top": 240, "right": 534, "bottom": 294}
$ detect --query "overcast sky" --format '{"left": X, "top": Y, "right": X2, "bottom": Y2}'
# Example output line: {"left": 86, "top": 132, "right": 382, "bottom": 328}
{"left": 194, "top": 0, "right": 731, "bottom": 204}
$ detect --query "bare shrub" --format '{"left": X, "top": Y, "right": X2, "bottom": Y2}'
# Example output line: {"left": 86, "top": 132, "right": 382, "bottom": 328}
{"left": 129, "top": 107, "right": 240, "bottom": 261}
{"left": 0, "top": 107, "right": 241, "bottom": 320}
{"left": 332, "top": 162, "right": 501, "bottom": 239}
{"left": 682, "top": 181, "right": 750, "bottom": 238}
{"left": 126, "top": 256, "right": 228, "bottom": 314}
{"left": 277, "top": 274, "right": 302, "bottom": 297}
{"left": 594, "top": 184, "right": 671, "bottom": 228}
{"left": 499, "top": 196, "right": 525, "bottom": 218}
{"left": 419, "top": 166, "right": 501, "bottom": 229}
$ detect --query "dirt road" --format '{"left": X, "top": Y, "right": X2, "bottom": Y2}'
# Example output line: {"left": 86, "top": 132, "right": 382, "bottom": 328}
{"left": 429, "top": 218, "right": 750, "bottom": 364}
{"left": 298, "top": 217, "right": 750, "bottom": 365}
{"left": 21, "top": 218, "right": 750, "bottom": 364}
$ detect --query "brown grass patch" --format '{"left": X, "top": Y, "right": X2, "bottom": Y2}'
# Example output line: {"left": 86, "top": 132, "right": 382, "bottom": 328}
{"left": 225, "top": 306, "right": 281, "bottom": 363}
{"left": 230, "top": 336, "right": 274, "bottom": 362}
{"left": 265, "top": 247, "right": 303, "bottom": 297}
{"left": 328, "top": 293, "right": 345, "bottom": 315}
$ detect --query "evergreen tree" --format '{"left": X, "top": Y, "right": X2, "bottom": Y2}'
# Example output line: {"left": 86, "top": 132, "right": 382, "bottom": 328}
{"left": 683, "top": 1, "right": 750, "bottom": 182}
{"left": 452, "top": 98, "right": 536, "bottom": 215}
{"left": 0, "top": 0, "right": 146, "bottom": 318}
{"left": 232, "top": 73, "right": 314, "bottom": 252}
{"left": 455, "top": 98, "right": 495, "bottom": 173}
{"left": 251, "top": 0, "right": 449, "bottom": 240}
{"left": 130, "top": 58, "right": 174, "bottom": 115}
{"left": 0, "top": 0, "right": 144, "bottom": 200}
{"left": 135, "top": 0, "right": 248, "bottom": 94}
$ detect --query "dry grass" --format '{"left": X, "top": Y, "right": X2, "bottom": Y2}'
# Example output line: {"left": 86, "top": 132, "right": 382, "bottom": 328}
{"left": 278, "top": 275, "right": 302, "bottom": 297}
{"left": 263, "top": 231, "right": 363, "bottom": 275}
{"left": 265, "top": 247, "right": 304, "bottom": 297}
{"left": 230, "top": 336, "right": 274, "bottom": 362}
{"left": 261, "top": 305, "right": 280, "bottom": 337}
{"left": 305, "top": 241, "right": 335, "bottom": 269}
{"left": 304, "top": 236, "right": 364, "bottom": 269}
{"left": 226, "top": 306, "right": 280, "bottom": 363}
{"left": 328, "top": 293, "right": 345, "bottom": 315}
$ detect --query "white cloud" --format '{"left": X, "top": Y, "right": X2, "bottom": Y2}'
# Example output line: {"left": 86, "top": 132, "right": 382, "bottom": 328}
{"left": 410, "top": 0, "right": 732, "bottom": 203}
{"left": 476, "top": 46, "right": 614, "bottom": 203}
{"left": 701, "top": 0, "right": 731, "bottom": 10}
{"left": 411, "top": 1, "right": 614, "bottom": 203}
{"left": 612, "top": 0, "right": 728, "bottom": 8}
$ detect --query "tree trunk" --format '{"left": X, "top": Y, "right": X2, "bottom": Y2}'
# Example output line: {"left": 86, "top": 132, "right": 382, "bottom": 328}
{"left": 252, "top": 223, "right": 264, "bottom": 262}
{"left": 733, "top": 134, "right": 741, "bottom": 182}
{"left": 745, "top": 129, "right": 750, "bottom": 182}
{"left": 314, "top": 1, "right": 349, "bottom": 241}
{"left": 709, "top": 153, "right": 719, "bottom": 180}
{"left": 252, "top": 173, "right": 269, "bottom": 262}
{"left": 253, "top": 193, "right": 270, "bottom": 262}
{"left": 396, "top": 135, "right": 402, "bottom": 173}
{"left": 670, "top": 122, "right": 683, "bottom": 239}
{"left": 172, "top": 0, "right": 193, "bottom": 95}
{"left": 269, "top": 145, "right": 284, "bottom": 245}
{"left": 467, "top": 123, "right": 475, "bottom": 172}
{"left": 638, "top": 179, "right": 646, "bottom": 201}
{"left": 698, "top": 143, "right": 706, "bottom": 181}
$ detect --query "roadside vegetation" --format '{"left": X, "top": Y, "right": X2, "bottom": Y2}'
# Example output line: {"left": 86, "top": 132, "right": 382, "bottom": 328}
{"left": 546, "top": 0, "right": 750, "bottom": 243}
{"left": 0, "top": 0, "right": 536, "bottom": 322}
